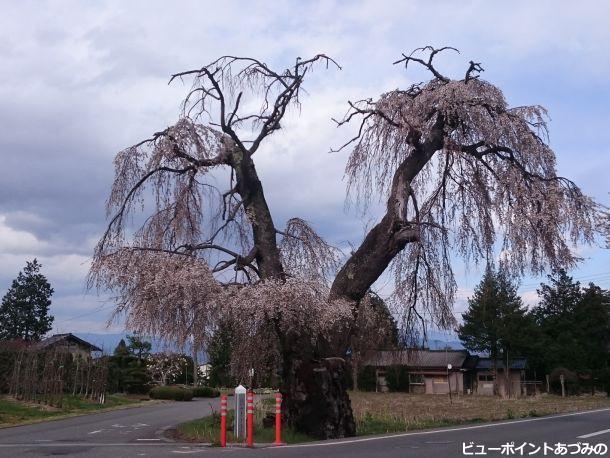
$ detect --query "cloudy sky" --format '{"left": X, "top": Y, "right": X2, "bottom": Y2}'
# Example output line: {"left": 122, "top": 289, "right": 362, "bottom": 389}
{"left": 1, "top": 0, "right": 609, "bottom": 336}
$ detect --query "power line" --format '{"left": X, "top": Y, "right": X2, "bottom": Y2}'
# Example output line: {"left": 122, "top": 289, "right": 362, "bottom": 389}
{"left": 517, "top": 271, "right": 610, "bottom": 290}
{"left": 61, "top": 303, "right": 115, "bottom": 323}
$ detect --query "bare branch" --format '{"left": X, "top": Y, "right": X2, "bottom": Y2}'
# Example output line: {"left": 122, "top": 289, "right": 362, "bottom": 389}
{"left": 393, "top": 46, "right": 460, "bottom": 82}
{"left": 464, "top": 60, "right": 484, "bottom": 82}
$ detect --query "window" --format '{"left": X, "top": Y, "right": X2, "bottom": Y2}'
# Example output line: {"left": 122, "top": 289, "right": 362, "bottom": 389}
{"left": 409, "top": 373, "right": 424, "bottom": 385}
{"left": 478, "top": 374, "right": 494, "bottom": 382}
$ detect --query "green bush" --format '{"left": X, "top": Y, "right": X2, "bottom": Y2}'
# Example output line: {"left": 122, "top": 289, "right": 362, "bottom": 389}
{"left": 149, "top": 385, "right": 193, "bottom": 401}
{"left": 549, "top": 367, "right": 579, "bottom": 395}
{"left": 358, "top": 366, "right": 377, "bottom": 392}
{"left": 192, "top": 386, "right": 220, "bottom": 398}
{"left": 386, "top": 365, "right": 409, "bottom": 392}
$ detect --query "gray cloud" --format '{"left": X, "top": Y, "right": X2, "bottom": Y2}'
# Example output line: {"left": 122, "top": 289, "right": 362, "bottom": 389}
{"left": 1, "top": 0, "right": 609, "bottom": 333}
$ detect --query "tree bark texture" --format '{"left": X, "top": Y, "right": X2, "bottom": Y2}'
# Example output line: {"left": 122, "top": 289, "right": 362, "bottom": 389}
{"left": 330, "top": 122, "right": 444, "bottom": 302}
{"left": 281, "top": 357, "right": 356, "bottom": 439}
{"left": 231, "top": 150, "right": 284, "bottom": 279}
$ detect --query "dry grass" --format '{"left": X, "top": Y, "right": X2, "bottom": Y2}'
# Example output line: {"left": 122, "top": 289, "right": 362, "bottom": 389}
{"left": 349, "top": 392, "right": 610, "bottom": 435}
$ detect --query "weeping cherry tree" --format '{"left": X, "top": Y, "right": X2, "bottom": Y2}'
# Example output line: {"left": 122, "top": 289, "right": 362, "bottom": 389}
{"left": 90, "top": 47, "right": 603, "bottom": 438}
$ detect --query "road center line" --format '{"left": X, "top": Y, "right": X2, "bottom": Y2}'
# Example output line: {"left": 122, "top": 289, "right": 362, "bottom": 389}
{"left": 577, "top": 428, "right": 610, "bottom": 439}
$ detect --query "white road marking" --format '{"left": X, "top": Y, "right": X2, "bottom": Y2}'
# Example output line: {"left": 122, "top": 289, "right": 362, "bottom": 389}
{"left": 271, "top": 408, "right": 610, "bottom": 450}
{"left": 88, "top": 430, "right": 104, "bottom": 435}
{"left": 577, "top": 428, "right": 610, "bottom": 439}
{"left": 0, "top": 443, "right": 200, "bottom": 447}
{"left": 171, "top": 450, "right": 205, "bottom": 455}
{"left": 112, "top": 423, "right": 128, "bottom": 428}
{"left": 1, "top": 408, "right": 608, "bottom": 450}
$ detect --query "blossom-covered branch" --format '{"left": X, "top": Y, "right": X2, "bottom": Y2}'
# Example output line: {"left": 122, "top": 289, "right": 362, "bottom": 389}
{"left": 331, "top": 46, "right": 600, "bottom": 333}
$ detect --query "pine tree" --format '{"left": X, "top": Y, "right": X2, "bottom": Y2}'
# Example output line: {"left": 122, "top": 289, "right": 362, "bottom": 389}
{"left": 576, "top": 284, "right": 610, "bottom": 376}
{"left": 126, "top": 334, "right": 152, "bottom": 361}
{"left": 531, "top": 270, "right": 610, "bottom": 381}
{"left": 0, "top": 259, "right": 54, "bottom": 341}
{"left": 107, "top": 339, "right": 150, "bottom": 394}
{"left": 458, "top": 266, "right": 530, "bottom": 394}
{"left": 208, "top": 320, "right": 235, "bottom": 388}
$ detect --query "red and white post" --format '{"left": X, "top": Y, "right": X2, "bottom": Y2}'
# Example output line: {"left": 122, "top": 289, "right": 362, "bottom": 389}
{"left": 220, "top": 394, "right": 228, "bottom": 447}
{"left": 274, "top": 392, "right": 283, "bottom": 445}
{"left": 246, "top": 390, "right": 254, "bottom": 447}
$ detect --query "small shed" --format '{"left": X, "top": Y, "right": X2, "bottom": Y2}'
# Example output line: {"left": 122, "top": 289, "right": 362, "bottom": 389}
{"left": 37, "top": 333, "right": 102, "bottom": 359}
{"left": 474, "top": 357, "right": 526, "bottom": 396}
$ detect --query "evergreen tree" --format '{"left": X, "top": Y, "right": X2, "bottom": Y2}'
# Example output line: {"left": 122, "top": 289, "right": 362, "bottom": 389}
{"left": 0, "top": 259, "right": 54, "bottom": 341}
{"left": 107, "top": 339, "right": 150, "bottom": 393}
{"left": 208, "top": 320, "right": 235, "bottom": 387}
{"left": 573, "top": 283, "right": 609, "bottom": 376}
{"left": 458, "top": 266, "right": 530, "bottom": 393}
{"left": 531, "top": 270, "right": 610, "bottom": 385}
{"left": 126, "top": 334, "right": 152, "bottom": 361}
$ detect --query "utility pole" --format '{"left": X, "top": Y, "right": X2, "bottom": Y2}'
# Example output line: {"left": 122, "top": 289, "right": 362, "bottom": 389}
{"left": 447, "top": 363, "right": 453, "bottom": 403}
{"left": 192, "top": 339, "right": 198, "bottom": 387}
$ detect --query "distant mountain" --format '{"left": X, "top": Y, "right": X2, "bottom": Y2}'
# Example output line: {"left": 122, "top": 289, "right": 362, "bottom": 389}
{"left": 422, "top": 329, "right": 464, "bottom": 350}
{"left": 73, "top": 332, "right": 208, "bottom": 362}
{"left": 72, "top": 329, "right": 461, "bottom": 360}
{"left": 427, "top": 339, "right": 464, "bottom": 350}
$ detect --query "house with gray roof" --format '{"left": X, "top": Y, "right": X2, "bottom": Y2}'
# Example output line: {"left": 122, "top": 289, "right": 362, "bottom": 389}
{"left": 361, "top": 349, "right": 527, "bottom": 396}
{"left": 36, "top": 333, "right": 102, "bottom": 359}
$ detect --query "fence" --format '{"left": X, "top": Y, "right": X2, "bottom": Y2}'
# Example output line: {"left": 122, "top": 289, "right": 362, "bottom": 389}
{"left": 9, "top": 348, "right": 107, "bottom": 407}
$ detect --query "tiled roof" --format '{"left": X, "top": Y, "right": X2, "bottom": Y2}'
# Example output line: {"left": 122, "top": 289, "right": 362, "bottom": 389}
{"left": 37, "top": 333, "right": 102, "bottom": 352}
{"left": 476, "top": 357, "right": 527, "bottom": 370}
{"left": 362, "top": 349, "right": 471, "bottom": 369}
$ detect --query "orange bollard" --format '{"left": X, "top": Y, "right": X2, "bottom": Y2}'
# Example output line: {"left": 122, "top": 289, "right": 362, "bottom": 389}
{"left": 246, "top": 390, "right": 254, "bottom": 447}
{"left": 274, "top": 392, "right": 282, "bottom": 445}
{"left": 220, "top": 394, "right": 227, "bottom": 447}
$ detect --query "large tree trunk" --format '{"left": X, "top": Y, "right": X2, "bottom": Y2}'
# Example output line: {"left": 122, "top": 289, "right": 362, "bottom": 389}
{"left": 232, "top": 148, "right": 356, "bottom": 438}
{"left": 232, "top": 150, "right": 284, "bottom": 279}
{"left": 232, "top": 122, "right": 444, "bottom": 439}
{"left": 281, "top": 355, "right": 356, "bottom": 439}
{"left": 330, "top": 124, "right": 444, "bottom": 302}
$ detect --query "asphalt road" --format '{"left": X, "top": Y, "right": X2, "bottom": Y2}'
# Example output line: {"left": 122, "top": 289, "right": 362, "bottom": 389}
{"left": 0, "top": 401, "right": 608, "bottom": 457}
{"left": 0, "top": 396, "right": 221, "bottom": 457}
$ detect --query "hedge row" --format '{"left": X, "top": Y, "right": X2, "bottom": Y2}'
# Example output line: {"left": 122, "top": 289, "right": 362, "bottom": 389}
{"left": 192, "top": 386, "right": 220, "bottom": 398}
{"left": 149, "top": 386, "right": 193, "bottom": 401}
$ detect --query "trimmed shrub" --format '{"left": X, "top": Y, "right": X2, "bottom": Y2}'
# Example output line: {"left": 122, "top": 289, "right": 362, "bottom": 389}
{"left": 149, "top": 385, "right": 193, "bottom": 401}
{"left": 192, "top": 386, "right": 220, "bottom": 398}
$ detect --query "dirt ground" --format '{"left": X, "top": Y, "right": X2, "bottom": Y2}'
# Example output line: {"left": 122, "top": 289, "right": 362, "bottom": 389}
{"left": 349, "top": 391, "right": 610, "bottom": 426}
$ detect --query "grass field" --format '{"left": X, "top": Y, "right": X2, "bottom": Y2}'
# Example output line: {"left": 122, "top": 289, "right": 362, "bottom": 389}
{"left": 349, "top": 391, "right": 610, "bottom": 435}
{"left": 0, "top": 394, "right": 151, "bottom": 428}
{"left": 176, "top": 391, "right": 610, "bottom": 444}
